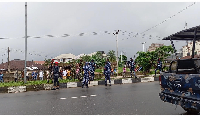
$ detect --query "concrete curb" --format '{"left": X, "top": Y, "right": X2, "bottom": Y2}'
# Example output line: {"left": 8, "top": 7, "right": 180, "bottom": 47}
{"left": 122, "top": 78, "right": 132, "bottom": 84}
{"left": 141, "top": 77, "right": 154, "bottom": 82}
{"left": 0, "top": 76, "right": 159, "bottom": 93}
{"left": 67, "top": 82, "right": 77, "bottom": 88}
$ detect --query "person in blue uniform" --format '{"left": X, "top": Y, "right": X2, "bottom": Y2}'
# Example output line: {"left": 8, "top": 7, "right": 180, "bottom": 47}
{"left": 104, "top": 59, "right": 111, "bottom": 86}
{"left": 155, "top": 58, "right": 162, "bottom": 77}
{"left": 82, "top": 62, "right": 90, "bottom": 88}
{"left": 129, "top": 58, "right": 136, "bottom": 78}
{"left": 89, "top": 59, "right": 96, "bottom": 81}
{"left": 52, "top": 62, "right": 60, "bottom": 90}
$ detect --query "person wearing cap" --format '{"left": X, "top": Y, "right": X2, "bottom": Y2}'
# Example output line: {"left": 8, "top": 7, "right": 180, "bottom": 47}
{"left": 52, "top": 62, "right": 60, "bottom": 90}
{"left": 82, "top": 62, "right": 90, "bottom": 88}
{"left": 129, "top": 58, "right": 137, "bottom": 78}
{"left": 155, "top": 58, "right": 162, "bottom": 77}
{"left": 104, "top": 59, "right": 111, "bottom": 86}
{"left": 89, "top": 59, "right": 96, "bottom": 81}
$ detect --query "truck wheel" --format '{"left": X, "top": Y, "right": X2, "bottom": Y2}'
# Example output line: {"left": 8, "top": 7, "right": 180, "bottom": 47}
{"left": 182, "top": 107, "right": 199, "bottom": 114}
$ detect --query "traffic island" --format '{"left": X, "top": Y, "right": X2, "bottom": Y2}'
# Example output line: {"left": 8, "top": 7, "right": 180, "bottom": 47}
{"left": 0, "top": 76, "right": 159, "bottom": 93}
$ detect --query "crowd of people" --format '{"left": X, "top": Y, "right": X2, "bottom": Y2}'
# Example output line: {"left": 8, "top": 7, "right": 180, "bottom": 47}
{"left": 48, "top": 57, "right": 141, "bottom": 89}
{"left": 0, "top": 57, "right": 163, "bottom": 87}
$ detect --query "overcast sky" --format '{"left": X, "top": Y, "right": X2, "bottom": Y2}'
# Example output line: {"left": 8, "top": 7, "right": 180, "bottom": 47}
{"left": 0, "top": 2, "right": 199, "bottom": 62}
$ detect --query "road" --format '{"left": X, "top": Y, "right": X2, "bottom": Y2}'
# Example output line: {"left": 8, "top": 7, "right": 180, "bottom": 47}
{"left": 0, "top": 81, "right": 189, "bottom": 115}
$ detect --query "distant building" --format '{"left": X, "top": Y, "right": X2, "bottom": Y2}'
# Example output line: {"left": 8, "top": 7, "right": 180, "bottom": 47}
{"left": 34, "top": 61, "right": 45, "bottom": 65}
{"left": 53, "top": 53, "right": 76, "bottom": 63}
{"left": 182, "top": 41, "right": 200, "bottom": 57}
{"left": 53, "top": 51, "right": 107, "bottom": 63}
{"left": 147, "top": 43, "right": 164, "bottom": 52}
{"left": 0, "top": 59, "right": 45, "bottom": 71}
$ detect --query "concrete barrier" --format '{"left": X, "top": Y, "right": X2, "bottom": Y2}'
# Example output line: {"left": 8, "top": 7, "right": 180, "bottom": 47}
{"left": 88, "top": 81, "right": 98, "bottom": 86}
{"left": 122, "top": 78, "right": 132, "bottom": 84}
{"left": 141, "top": 77, "right": 154, "bottom": 82}
{"left": 43, "top": 84, "right": 53, "bottom": 90}
{"left": 8, "top": 86, "right": 26, "bottom": 93}
{"left": 67, "top": 82, "right": 77, "bottom": 88}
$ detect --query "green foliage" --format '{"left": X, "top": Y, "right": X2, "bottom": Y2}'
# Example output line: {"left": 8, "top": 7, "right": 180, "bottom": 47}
{"left": 118, "top": 55, "right": 127, "bottom": 67}
{"left": 95, "top": 68, "right": 103, "bottom": 73}
{"left": 44, "top": 59, "right": 52, "bottom": 66}
{"left": 107, "top": 50, "right": 116, "bottom": 62}
{"left": 135, "top": 45, "right": 174, "bottom": 73}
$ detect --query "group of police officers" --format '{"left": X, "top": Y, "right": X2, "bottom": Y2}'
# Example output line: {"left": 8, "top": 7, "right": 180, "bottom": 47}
{"left": 50, "top": 57, "right": 162, "bottom": 89}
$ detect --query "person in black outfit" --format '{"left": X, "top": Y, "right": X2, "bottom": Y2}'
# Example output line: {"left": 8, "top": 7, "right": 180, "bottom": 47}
{"left": 155, "top": 58, "right": 162, "bottom": 77}
{"left": 52, "top": 62, "right": 60, "bottom": 90}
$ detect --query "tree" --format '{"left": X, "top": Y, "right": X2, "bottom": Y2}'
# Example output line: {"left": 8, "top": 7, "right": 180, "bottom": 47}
{"left": 107, "top": 50, "right": 116, "bottom": 62}
{"left": 118, "top": 55, "right": 127, "bottom": 67}
{"left": 135, "top": 45, "right": 174, "bottom": 73}
{"left": 91, "top": 52, "right": 106, "bottom": 68}
{"left": 44, "top": 59, "right": 52, "bottom": 68}
{"left": 80, "top": 55, "right": 91, "bottom": 63}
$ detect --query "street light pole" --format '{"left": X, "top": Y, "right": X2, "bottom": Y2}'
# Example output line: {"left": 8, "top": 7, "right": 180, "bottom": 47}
{"left": 142, "top": 42, "right": 146, "bottom": 52}
{"left": 24, "top": 2, "right": 27, "bottom": 83}
{"left": 113, "top": 30, "right": 119, "bottom": 77}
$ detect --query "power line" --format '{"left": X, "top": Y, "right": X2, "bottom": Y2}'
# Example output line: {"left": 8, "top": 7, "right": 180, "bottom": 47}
{"left": 141, "top": 2, "right": 196, "bottom": 34}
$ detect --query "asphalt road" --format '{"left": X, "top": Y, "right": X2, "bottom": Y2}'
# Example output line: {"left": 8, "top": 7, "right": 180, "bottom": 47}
{"left": 0, "top": 81, "right": 189, "bottom": 115}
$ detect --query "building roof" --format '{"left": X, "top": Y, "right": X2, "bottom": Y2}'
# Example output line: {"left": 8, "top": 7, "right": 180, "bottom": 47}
{"left": 34, "top": 61, "right": 45, "bottom": 65}
{"left": 163, "top": 25, "right": 200, "bottom": 40}
{"left": 0, "top": 60, "right": 45, "bottom": 71}
{"left": 54, "top": 53, "right": 76, "bottom": 59}
{"left": 180, "top": 55, "right": 200, "bottom": 59}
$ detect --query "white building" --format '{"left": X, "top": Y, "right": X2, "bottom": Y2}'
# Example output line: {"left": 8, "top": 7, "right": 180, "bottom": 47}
{"left": 182, "top": 41, "right": 200, "bottom": 57}
{"left": 53, "top": 53, "right": 76, "bottom": 63}
{"left": 53, "top": 51, "right": 107, "bottom": 63}
{"left": 147, "top": 43, "right": 164, "bottom": 52}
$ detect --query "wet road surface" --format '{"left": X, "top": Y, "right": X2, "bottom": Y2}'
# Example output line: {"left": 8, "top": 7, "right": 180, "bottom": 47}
{"left": 0, "top": 82, "right": 189, "bottom": 115}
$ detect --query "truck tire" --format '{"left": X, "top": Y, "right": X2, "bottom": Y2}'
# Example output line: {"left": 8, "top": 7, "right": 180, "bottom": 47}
{"left": 182, "top": 107, "right": 199, "bottom": 114}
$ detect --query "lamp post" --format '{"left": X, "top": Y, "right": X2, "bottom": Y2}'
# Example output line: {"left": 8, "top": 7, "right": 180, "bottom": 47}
{"left": 141, "top": 42, "right": 146, "bottom": 52}
{"left": 24, "top": 2, "right": 27, "bottom": 83}
{"left": 113, "top": 30, "right": 119, "bottom": 77}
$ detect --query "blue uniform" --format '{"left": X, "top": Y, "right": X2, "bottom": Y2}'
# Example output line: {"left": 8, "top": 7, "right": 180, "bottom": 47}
{"left": 82, "top": 63, "right": 90, "bottom": 88}
{"left": 89, "top": 61, "right": 96, "bottom": 81}
{"left": 155, "top": 60, "right": 162, "bottom": 77}
{"left": 129, "top": 59, "right": 136, "bottom": 78}
{"left": 104, "top": 61, "right": 111, "bottom": 86}
{"left": 0, "top": 73, "right": 3, "bottom": 82}
{"left": 53, "top": 65, "right": 60, "bottom": 87}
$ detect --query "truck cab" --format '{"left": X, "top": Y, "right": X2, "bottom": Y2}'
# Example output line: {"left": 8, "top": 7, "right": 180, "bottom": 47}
{"left": 159, "top": 58, "right": 200, "bottom": 114}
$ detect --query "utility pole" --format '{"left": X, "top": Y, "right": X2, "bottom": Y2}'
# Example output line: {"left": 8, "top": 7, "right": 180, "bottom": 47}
{"left": 121, "top": 51, "right": 122, "bottom": 64}
{"left": 113, "top": 30, "right": 119, "bottom": 77}
{"left": 184, "top": 22, "right": 189, "bottom": 55}
{"left": 7, "top": 47, "right": 10, "bottom": 73}
{"left": 24, "top": 2, "right": 27, "bottom": 83}
{"left": 142, "top": 42, "right": 146, "bottom": 52}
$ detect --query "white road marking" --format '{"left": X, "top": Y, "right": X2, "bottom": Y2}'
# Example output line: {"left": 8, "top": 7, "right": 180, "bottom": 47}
{"left": 60, "top": 98, "right": 66, "bottom": 99}
{"left": 81, "top": 96, "right": 87, "bottom": 98}
{"left": 90, "top": 95, "right": 97, "bottom": 96}
{"left": 71, "top": 97, "right": 77, "bottom": 98}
